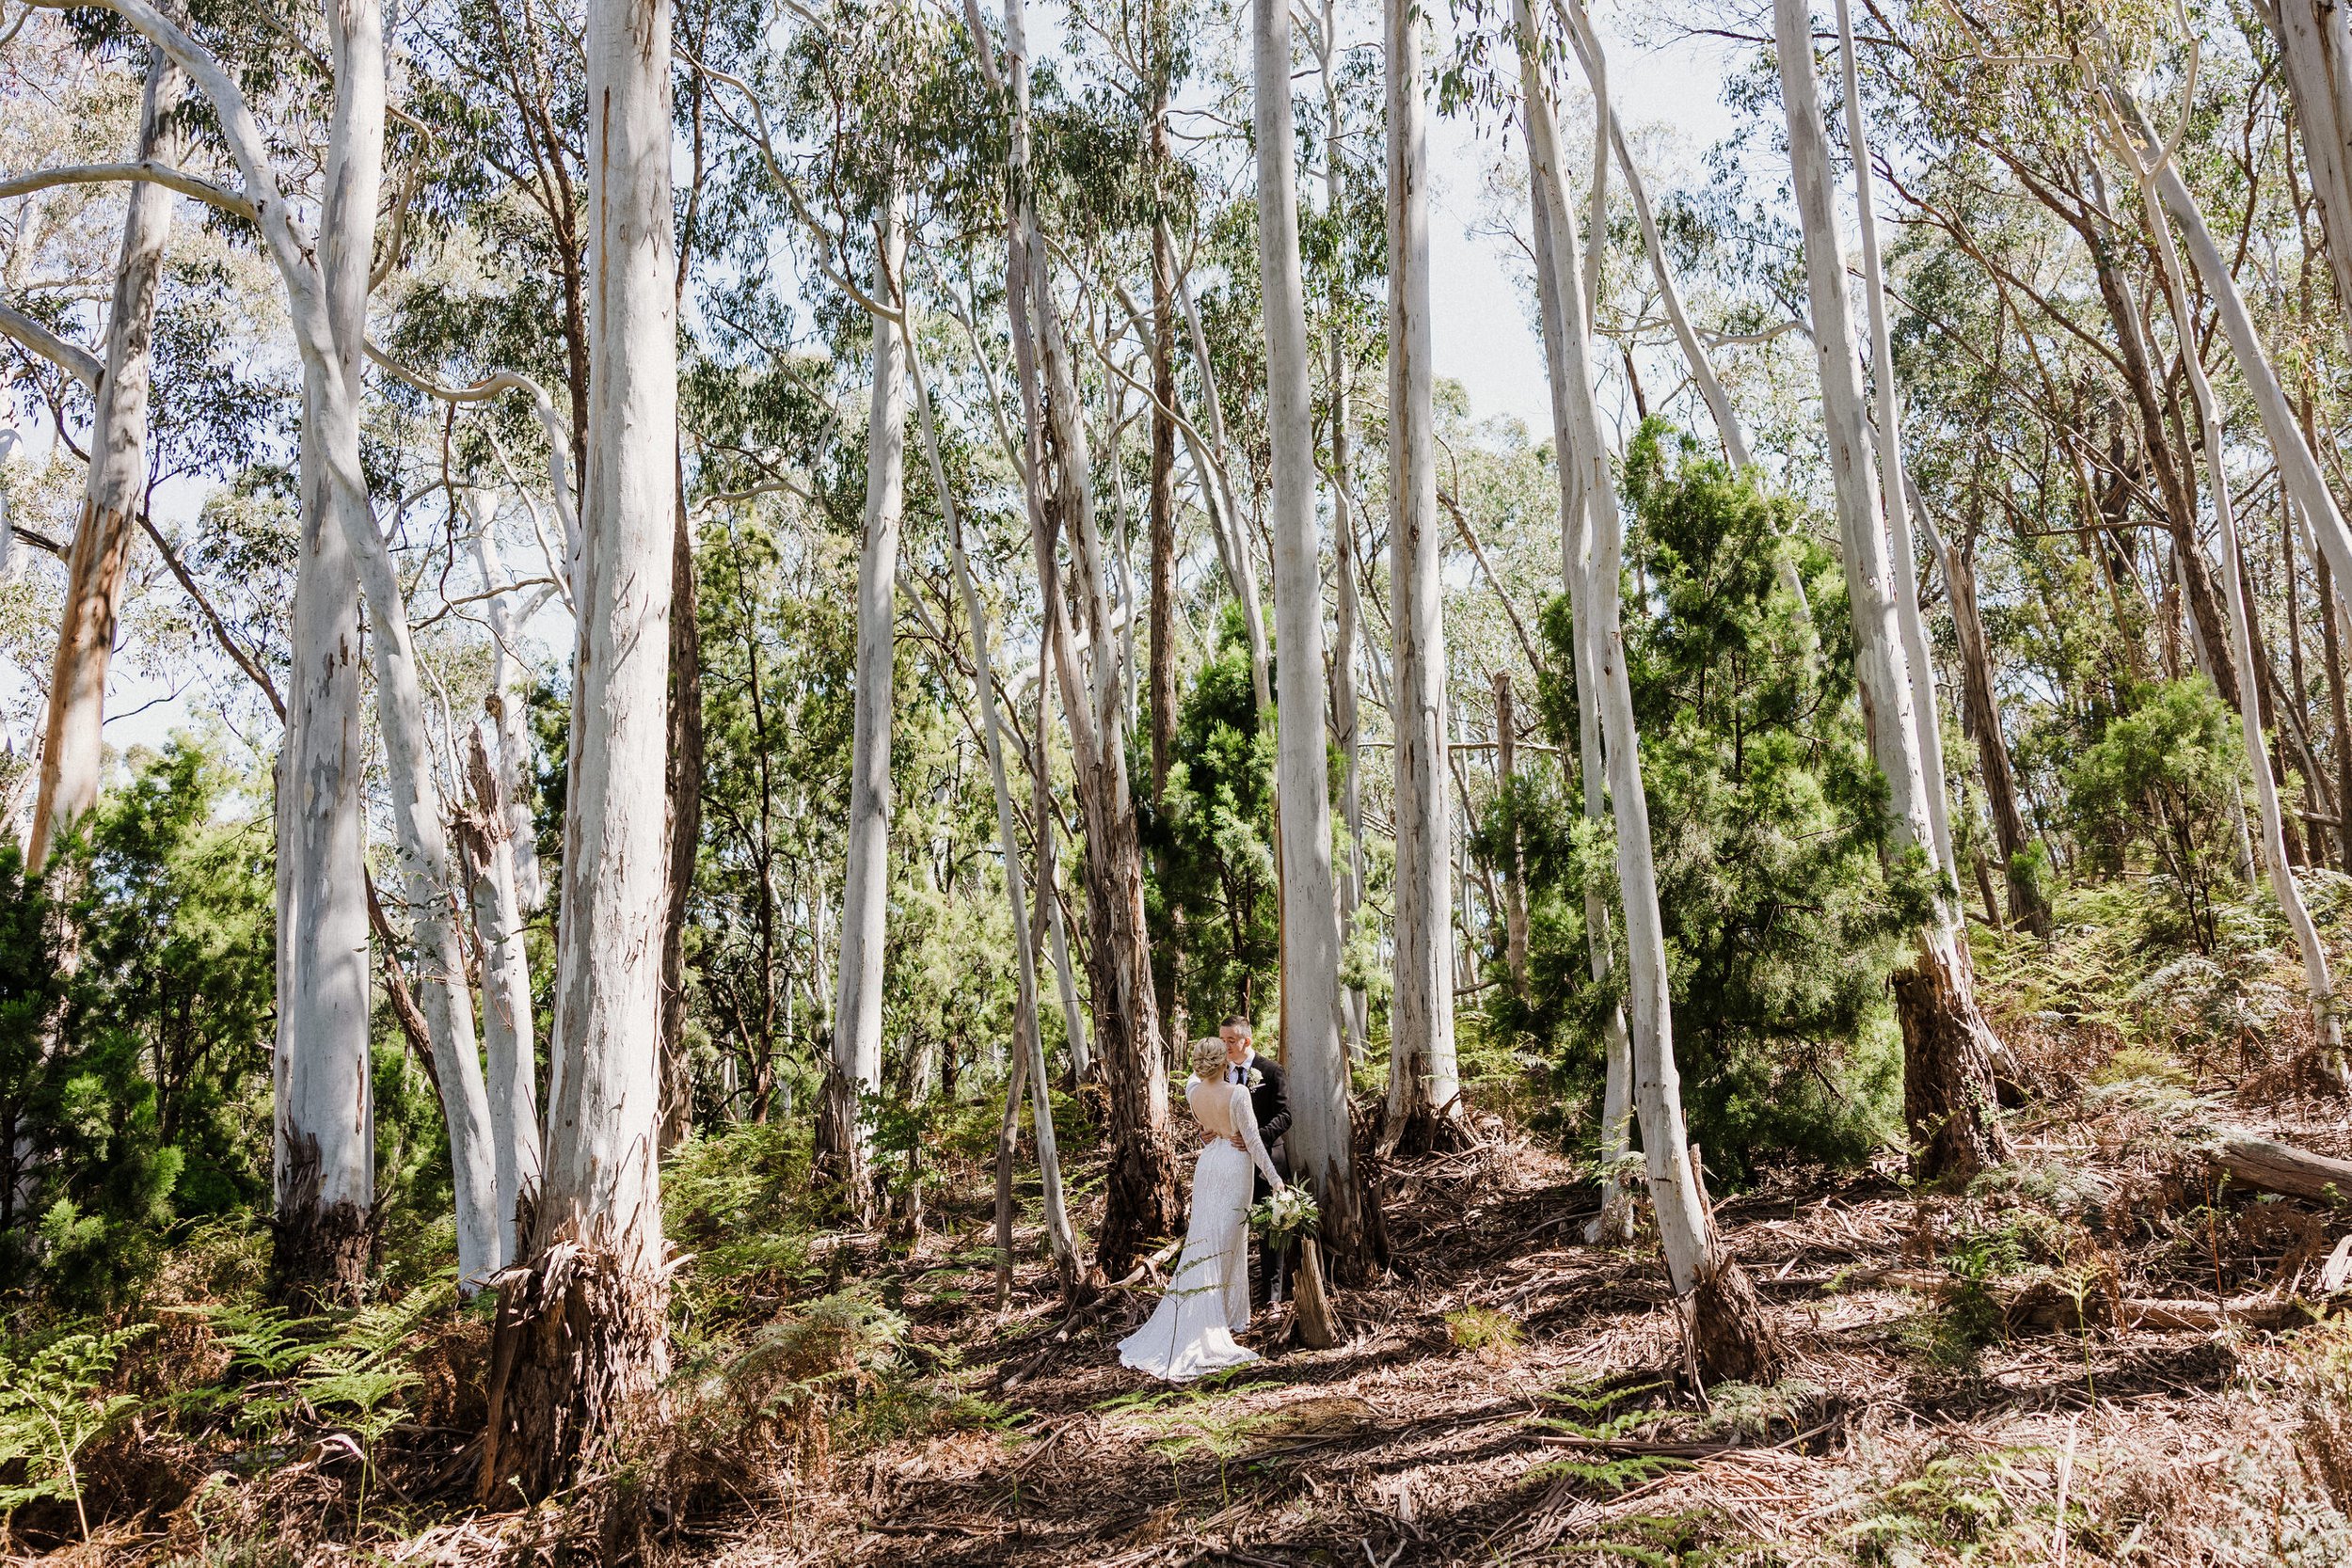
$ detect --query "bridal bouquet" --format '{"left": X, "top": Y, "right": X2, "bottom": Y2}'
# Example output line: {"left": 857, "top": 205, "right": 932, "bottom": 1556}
{"left": 1248, "top": 1186, "right": 1321, "bottom": 1245}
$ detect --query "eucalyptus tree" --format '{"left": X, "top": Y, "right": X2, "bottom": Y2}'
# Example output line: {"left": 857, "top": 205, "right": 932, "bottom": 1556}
{"left": 906, "top": 323, "right": 1078, "bottom": 1288}
{"left": 1836, "top": 0, "right": 1952, "bottom": 879}
{"left": 1384, "top": 0, "right": 1458, "bottom": 1160}
{"left": 1262, "top": 0, "right": 1377, "bottom": 1275}
{"left": 24, "top": 42, "right": 180, "bottom": 873}
{"left": 1774, "top": 0, "right": 2007, "bottom": 1182}
{"left": 2095, "top": 47, "right": 2347, "bottom": 1072}
{"left": 2265, "top": 0, "right": 2352, "bottom": 361}
{"left": 1517, "top": 0, "right": 1782, "bottom": 1380}
{"left": 1523, "top": 0, "right": 1632, "bottom": 1243}
{"left": 2127, "top": 138, "right": 2344, "bottom": 1081}
{"left": 480, "top": 0, "right": 679, "bottom": 1497}
{"left": 820, "top": 189, "right": 907, "bottom": 1210}
{"left": 966, "top": 0, "right": 1179, "bottom": 1278}
{"left": 0, "top": 0, "right": 494, "bottom": 1291}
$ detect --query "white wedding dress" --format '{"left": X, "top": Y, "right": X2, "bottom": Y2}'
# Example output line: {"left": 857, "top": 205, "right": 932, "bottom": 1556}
{"left": 1118, "top": 1076, "right": 1284, "bottom": 1382}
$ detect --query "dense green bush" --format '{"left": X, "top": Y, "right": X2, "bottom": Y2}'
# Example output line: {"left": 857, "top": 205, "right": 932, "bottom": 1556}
{"left": 0, "top": 740, "right": 275, "bottom": 1311}
{"left": 1145, "top": 603, "right": 1280, "bottom": 1030}
{"left": 2065, "top": 677, "right": 2246, "bottom": 952}
{"left": 1495, "top": 423, "right": 1915, "bottom": 1179}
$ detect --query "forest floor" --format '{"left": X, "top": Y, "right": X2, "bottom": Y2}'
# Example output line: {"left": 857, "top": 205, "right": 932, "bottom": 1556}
{"left": 632, "top": 1043, "right": 2352, "bottom": 1565}
{"left": 39, "top": 932, "right": 2352, "bottom": 1565}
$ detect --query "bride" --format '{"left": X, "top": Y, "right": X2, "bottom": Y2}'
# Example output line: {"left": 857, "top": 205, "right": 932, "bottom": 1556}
{"left": 1119, "top": 1036, "right": 1288, "bottom": 1381}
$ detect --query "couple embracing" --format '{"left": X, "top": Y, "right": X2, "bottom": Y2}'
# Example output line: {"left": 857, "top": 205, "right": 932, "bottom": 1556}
{"left": 1119, "top": 1015, "right": 1297, "bottom": 1382}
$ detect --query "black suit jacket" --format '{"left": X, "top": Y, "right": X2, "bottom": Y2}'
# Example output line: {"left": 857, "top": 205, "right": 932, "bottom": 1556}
{"left": 1234, "top": 1052, "right": 1291, "bottom": 1170}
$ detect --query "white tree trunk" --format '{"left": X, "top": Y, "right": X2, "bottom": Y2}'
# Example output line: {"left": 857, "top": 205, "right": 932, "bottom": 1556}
{"left": 1263, "top": 0, "right": 1373, "bottom": 1268}
{"left": 85, "top": 0, "right": 387, "bottom": 1303}
{"left": 910, "top": 329, "right": 1078, "bottom": 1275}
{"left": 1045, "top": 873, "right": 1091, "bottom": 1077}
{"left": 1519, "top": 6, "right": 1635, "bottom": 1243}
{"left": 28, "top": 47, "right": 183, "bottom": 870}
{"left": 275, "top": 389, "right": 373, "bottom": 1301}
{"left": 1319, "top": 4, "right": 1368, "bottom": 1061}
{"left": 1836, "top": 0, "right": 1954, "bottom": 877}
{"left": 1385, "top": 0, "right": 1459, "bottom": 1149}
{"left": 1524, "top": 14, "right": 1780, "bottom": 1376}
{"left": 1554, "top": 0, "right": 1748, "bottom": 467}
{"left": 313, "top": 0, "right": 501, "bottom": 1287}
{"left": 460, "top": 726, "right": 542, "bottom": 1266}
{"left": 472, "top": 499, "right": 547, "bottom": 911}
{"left": 2134, "top": 157, "right": 2345, "bottom": 1069}
{"left": 823, "top": 194, "right": 908, "bottom": 1205}
{"left": 1780, "top": 0, "right": 2005, "bottom": 1181}
{"left": 1773, "top": 0, "right": 1938, "bottom": 872}
{"left": 483, "top": 0, "right": 677, "bottom": 1497}
{"left": 1173, "top": 260, "right": 1273, "bottom": 716}
{"left": 105, "top": 0, "right": 505, "bottom": 1287}
{"left": 974, "top": 0, "right": 1181, "bottom": 1276}
{"left": 2117, "top": 89, "right": 2352, "bottom": 632}
{"left": 2266, "top": 0, "right": 2352, "bottom": 361}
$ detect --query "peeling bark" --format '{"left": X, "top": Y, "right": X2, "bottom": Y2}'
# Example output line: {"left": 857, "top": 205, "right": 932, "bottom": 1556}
{"left": 30, "top": 47, "right": 183, "bottom": 871}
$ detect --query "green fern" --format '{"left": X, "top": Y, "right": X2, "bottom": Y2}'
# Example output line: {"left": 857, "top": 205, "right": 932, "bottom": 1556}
{"left": 1524, "top": 1450, "right": 1692, "bottom": 1496}
{"left": 1524, "top": 1377, "right": 1691, "bottom": 1497}
{"left": 0, "top": 1324, "right": 151, "bottom": 1540}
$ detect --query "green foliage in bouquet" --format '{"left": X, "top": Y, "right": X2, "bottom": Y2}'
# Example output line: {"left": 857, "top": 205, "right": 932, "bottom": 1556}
{"left": 1247, "top": 1186, "right": 1320, "bottom": 1247}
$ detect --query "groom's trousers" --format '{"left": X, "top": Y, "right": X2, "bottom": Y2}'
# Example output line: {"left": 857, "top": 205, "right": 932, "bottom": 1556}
{"left": 1251, "top": 1139, "right": 1294, "bottom": 1312}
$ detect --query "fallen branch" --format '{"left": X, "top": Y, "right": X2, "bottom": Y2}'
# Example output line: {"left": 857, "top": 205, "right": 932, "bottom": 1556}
{"left": 2213, "top": 1134, "right": 2352, "bottom": 1206}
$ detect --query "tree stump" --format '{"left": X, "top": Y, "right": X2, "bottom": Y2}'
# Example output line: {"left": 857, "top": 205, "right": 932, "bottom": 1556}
{"left": 1295, "top": 1236, "right": 1339, "bottom": 1349}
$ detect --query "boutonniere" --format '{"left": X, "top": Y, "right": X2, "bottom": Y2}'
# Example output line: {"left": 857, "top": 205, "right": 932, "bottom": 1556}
{"left": 1246, "top": 1067, "right": 1264, "bottom": 1089}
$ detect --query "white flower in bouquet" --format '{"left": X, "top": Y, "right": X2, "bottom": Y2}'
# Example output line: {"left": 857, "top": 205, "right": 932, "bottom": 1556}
{"left": 1248, "top": 1185, "right": 1319, "bottom": 1244}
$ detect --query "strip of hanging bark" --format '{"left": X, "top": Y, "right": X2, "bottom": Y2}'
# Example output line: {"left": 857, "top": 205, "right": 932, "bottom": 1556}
{"left": 363, "top": 869, "right": 440, "bottom": 1097}
{"left": 1438, "top": 487, "right": 1545, "bottom": 673}
{"left": 660, "top": 473, "right": 704, "bottom": 1154}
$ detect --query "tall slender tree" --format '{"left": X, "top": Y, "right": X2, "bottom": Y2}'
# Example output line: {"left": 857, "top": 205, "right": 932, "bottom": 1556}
{"left": 819, "top": 192, "right": 908, "bottom": 1212}
{"left": 1518, "top": 0, "right": 1781, "bottom": 1380}
{"left": 1384, "top": 0, "right": 1459, "bottom": 1158}
{"left": 1774, "top": 0, "right": 2007, "bottom": 1181}
{"left": 482, "top": 0, "right": 679, "bottom": 1496}
{"left": 27, "top": 45, "right": 182, "bottom": 871}
{"left": 969, "top": 0, "right": 1178, "bottom": 1277}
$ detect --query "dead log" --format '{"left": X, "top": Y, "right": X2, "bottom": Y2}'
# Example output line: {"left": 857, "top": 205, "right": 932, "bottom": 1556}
{"left": 2214, "top": 1133, "right": 2352, "bottom": 1206}
{"left": 2120, "top": 1295, "right": 2312, "bottom": 1331}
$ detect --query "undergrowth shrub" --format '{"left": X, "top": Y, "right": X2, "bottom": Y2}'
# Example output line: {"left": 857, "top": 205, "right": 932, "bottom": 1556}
{"left": 2289, "top": 1314, "right": 2352, "bottom": 1513}
{"left": 0, "top": 1323, "right": 150, "bottom": 1541}
{"left": 665, "top": 1120, "right": 819, "bottom": 1320}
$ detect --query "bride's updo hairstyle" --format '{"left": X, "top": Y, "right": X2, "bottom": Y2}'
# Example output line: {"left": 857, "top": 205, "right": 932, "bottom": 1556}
{"left": 1189, "top": 1037, "right": 1228, "bottom": 1080}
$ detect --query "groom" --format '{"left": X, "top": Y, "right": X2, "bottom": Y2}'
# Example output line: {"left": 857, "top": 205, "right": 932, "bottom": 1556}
{"left": 1220, "top": 1014, "right": 1293, "bottom": 1312}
